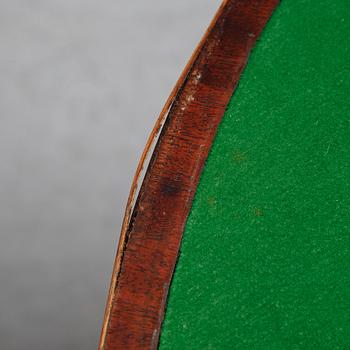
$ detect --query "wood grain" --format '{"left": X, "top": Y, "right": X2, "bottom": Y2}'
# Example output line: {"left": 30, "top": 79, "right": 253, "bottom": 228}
{"left": 99, "top": 1, "right": 279, "bottom": 349}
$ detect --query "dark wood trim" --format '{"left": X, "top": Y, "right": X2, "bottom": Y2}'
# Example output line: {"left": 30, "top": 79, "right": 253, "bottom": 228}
{"left": 99, "top": 1, "right": 279, "bottom": 348}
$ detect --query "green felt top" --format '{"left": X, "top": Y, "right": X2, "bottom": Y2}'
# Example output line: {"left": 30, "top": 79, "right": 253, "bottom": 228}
{"left": 159, "top": 0, "right": 350, "bottom": 348}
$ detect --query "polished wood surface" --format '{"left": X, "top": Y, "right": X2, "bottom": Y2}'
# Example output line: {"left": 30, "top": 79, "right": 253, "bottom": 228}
{"left": 99, "top": 1, "right": 279, "bottom": 348}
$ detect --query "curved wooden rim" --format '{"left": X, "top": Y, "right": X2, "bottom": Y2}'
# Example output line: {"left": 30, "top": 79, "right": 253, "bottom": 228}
{"left": 98, "top": 2, "right": 230, "bottom": 347}
{"left": 99, "top": 1, "right": 279, "bottom": 349}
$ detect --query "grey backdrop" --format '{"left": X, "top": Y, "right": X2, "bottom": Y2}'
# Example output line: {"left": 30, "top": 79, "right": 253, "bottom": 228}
{"left": 0, "top": 1, "right": 221, "bottom": 349}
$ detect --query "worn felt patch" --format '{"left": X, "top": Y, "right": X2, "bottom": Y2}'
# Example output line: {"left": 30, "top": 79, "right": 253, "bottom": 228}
{"left": 159, "top": 0, "right": 350, "bottom": 348}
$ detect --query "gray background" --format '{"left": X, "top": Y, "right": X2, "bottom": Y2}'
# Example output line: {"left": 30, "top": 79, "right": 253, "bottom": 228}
{"left": 0, "top": 1, "right": 221, "bottom": 349}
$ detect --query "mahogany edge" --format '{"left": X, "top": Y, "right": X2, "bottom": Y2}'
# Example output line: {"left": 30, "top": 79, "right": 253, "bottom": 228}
{"left": 98, "top": 1, "right": 230, "bottom": 348}
{"left": 99, "top": 0, "right": 280, "bottom": 349}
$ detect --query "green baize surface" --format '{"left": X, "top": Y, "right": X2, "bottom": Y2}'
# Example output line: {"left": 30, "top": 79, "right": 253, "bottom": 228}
{"left": 159, "top": 0, "right": 350, "bottom": 348}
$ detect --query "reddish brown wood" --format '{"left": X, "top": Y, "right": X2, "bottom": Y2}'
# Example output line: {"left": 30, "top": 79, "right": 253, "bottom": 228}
{"left": 101, "top": 1, "right": 279, "bottom": 349}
